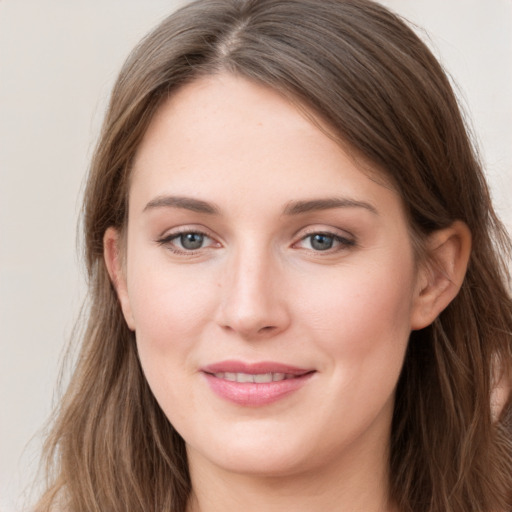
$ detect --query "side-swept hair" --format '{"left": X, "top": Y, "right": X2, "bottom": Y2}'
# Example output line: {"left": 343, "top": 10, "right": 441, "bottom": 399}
{"left": 36, "top": 1, "right": 512, "bottom": 511}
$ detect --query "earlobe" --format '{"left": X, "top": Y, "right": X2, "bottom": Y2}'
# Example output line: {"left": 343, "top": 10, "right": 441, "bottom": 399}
{"left": 103, "top": 227, "right": 136, "bottom": 331}
{"left": 411, "top": 221, "right": 472, "bottom": 330}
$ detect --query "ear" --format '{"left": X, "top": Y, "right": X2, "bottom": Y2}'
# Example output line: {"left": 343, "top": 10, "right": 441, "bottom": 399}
{"left": 103, "top": 227, "right": 136, "bottom": 331}
{"left": 411, "top": 221, "right": 471, "bottom": 330}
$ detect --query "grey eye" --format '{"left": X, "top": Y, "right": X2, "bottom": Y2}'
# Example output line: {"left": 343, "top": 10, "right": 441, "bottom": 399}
{"left": 310, "top": 234, "right": 334, "bottom": 251}
{"left": 179, "top": 232, "right": 205, "bottom": 250}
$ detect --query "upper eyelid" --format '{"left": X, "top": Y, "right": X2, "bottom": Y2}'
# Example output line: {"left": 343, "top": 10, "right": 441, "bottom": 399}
{"left": 295, "top": 233, "right": 355, "bottom": 247}
{"left": 157, "top": 225, "right": 217, "bottom": 241}
{"left": 293, "top": 225, "right": 356, "bottom": 241}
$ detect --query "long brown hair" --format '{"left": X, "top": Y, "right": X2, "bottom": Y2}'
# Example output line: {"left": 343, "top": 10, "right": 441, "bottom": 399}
{"left": 36, "top": 1, "right": 512, "bottom": 511}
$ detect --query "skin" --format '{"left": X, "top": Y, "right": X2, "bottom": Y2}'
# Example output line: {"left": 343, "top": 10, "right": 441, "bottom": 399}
{"left": 105, "top": 73, "right": 471, "bottom": 512}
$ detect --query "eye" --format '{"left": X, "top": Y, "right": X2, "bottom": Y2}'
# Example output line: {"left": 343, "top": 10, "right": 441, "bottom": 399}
{"left": 157, "top": 229, "right": 218, "bottom": 254}
{"left": 296, "top": 231, "right": 355, "bottom": 252}
{"left": 309, "top": 233, "right": 336, "bottom": 251}
{"left": 177, "top": 232, "right": 206, "bottom": 250}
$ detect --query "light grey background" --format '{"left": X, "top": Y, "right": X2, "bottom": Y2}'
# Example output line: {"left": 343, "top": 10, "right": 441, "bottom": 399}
{"left": 1, "top": 1, "right": 511, "bottom": 510}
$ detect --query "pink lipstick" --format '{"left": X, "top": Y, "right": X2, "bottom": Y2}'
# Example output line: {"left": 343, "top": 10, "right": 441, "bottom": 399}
{"left": 201, "top": 360, "right": 315, "bottom": 406}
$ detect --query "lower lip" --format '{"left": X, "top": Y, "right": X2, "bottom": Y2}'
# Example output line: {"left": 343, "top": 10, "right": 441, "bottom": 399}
{"left": 203, "top": 372, "right": 314, "bottom": 406}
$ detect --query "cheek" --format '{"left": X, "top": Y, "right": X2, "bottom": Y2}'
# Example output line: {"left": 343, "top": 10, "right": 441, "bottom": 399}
{"left": 289, "top": 257, "right": 416, "bottom": 447}
{"left": 295, "top": 256, "right": 416, "bottom": 374}
{"left": 126, "top": 253, "right": 218, "bottom": 370}
{"left": 126, "top": 260, "right": 221, "bottom": 427}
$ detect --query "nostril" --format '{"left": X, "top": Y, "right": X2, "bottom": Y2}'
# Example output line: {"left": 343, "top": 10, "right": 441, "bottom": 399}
{"left": 221, "top": 322, "right": 278, "bottom": 336}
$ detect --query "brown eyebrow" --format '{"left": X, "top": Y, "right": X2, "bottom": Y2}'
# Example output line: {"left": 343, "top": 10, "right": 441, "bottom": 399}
{"left": 283, "top": 197, "right": 379, "bottom": 215}
{"left": 143, "top": 195, "right": 220, "bottom": 214}
{"left": 143, "top": 195, "right": 378, "bottom": 216}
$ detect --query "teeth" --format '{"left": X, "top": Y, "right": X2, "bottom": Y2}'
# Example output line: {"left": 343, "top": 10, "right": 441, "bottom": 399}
{"left": 254, "top": 373, "right": 272, "bottom": 383}
{"left": 213, "top": 372, "right": 291, "bottom": 383}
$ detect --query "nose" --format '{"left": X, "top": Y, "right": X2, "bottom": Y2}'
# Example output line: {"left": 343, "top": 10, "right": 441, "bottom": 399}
{"left": 215, "top": 244, "right": 291, "bottom": 340}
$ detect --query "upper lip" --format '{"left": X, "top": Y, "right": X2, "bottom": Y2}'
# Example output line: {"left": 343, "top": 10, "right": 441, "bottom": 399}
{"left": 201, "top": 360, "right": 314, "bottom": 376}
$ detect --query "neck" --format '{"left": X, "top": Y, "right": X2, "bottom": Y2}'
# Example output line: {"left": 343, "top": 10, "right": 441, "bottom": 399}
{"left": 186, "top": 438, "right": 395, "bottom": 512}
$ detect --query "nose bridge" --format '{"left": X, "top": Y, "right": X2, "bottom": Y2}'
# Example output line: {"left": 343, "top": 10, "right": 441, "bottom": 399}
{"left": 217, "top": 236, "right": 289, "bottom": 338}
{"left": 233, "top": 241, "right": 272, "bottom": 306}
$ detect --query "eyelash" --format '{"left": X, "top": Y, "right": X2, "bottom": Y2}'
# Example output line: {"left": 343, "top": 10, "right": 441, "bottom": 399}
{"left": 157, "top": 228, "right": 217, "bottom": 255}
{"left": 157, "top": 228, "right": 356, "bottom": 255}
{"left": 294, "top": 231, "right": 356, "bottom": 253}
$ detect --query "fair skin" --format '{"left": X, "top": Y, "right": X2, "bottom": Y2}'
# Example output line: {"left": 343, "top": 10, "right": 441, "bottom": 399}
{"left": 104, "top": 73, "right": 471, "bottom": 512}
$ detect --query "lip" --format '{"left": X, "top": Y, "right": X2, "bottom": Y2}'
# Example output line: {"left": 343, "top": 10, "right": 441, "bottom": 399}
{"left": 202, "top": 360, "right": 313, "bottom": 375}
{"left": 201, "top": 360, "right": 315, "bottom": 406}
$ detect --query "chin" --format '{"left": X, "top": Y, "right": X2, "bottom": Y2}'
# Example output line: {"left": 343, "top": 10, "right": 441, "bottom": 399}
{"left": 186, "top": 427, "right": 317, "bottom": 478}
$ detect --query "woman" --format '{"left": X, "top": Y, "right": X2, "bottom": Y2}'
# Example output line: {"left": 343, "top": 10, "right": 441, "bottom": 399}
{"left": 36, "top": 0, "right": 512, "bottom": 511}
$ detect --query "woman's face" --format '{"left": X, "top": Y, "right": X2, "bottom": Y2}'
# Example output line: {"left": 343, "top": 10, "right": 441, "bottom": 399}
{"left": 113, "top": 73, "right": 427, "bottom": 478}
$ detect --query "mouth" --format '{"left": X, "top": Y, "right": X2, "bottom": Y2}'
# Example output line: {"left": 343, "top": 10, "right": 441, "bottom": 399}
{"left": 209, "top": 371, "right": 303, "bottom": 383}
{"left": 201, "top": 361, "right": 315, "bottom": 406}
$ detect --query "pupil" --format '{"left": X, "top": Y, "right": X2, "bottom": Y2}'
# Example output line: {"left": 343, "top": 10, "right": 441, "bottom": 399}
{"left": 311, "top": 234, "right": 333, "bottom": 251}
{"left": 181, "top": 233, "right": 204, "bottom": 250}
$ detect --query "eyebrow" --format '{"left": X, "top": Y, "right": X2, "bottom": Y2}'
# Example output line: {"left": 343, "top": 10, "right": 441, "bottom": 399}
{"left": 283, "top": 197, "right": 378, "bottom": 216}
{"left": 142, "top": 195, "right": 378, "bottom": 216}
{"left": 143, "top": 195, "right": 220, "bottom": 214}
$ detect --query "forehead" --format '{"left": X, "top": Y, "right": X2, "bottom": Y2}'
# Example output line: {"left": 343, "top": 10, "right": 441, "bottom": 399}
{"left": 134, "top": 73, "right": 337, "bottom": 171}
{"left": 130, "top": 73, "right": 400, "bottom": 217}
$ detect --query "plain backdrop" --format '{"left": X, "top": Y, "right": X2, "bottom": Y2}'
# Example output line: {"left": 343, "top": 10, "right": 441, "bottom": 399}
{"left": 1, "top": 1, "right": 511, "bottom": 510}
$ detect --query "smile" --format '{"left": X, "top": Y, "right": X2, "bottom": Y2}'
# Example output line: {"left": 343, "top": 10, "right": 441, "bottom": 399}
{"left": 201, "top": 361, "right": 315, "bottom": 406}
{"left": 212, "top": 372, "right": 296, "bottom": 383}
